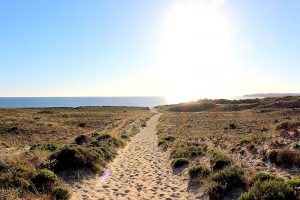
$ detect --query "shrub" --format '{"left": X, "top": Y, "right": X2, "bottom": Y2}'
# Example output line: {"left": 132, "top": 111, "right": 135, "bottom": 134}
{"left": 171, "top": 146, "right": 205, "bottom": 159}
{"left": 267, "top": 149, "right": 300, "bottom": 167}
{"left": 252, "top": 173, "right": 276, "bottom": 182}
{"left": 229, "top": 123, "right": 236, "bottom": 129}
{"left": 0, "top": 161, "right": 9, "bottom": 172}
{"left": 121, "top": 134, "right": 129, "bottom": 140}
{"left": 14, "top": 177, "right": 30, "bottom": 189}
{"left": 0, "top": 175, "right": 30, "bottom": 189}
{"left": 188, "top": 165, "right": 210, "bottom": 179}
{"left": 75, "top": 134, "right": 89, "bottom": 145}
{"left": 32, "top": 169, "right": 57, "bottom": 192}
{"left": 286, "top": 178, "right": 300, "bottom": 198}
{"left": 204, "top": 167, "right": 244, "bottom": 200}
{"left": 91, "top": 132, "right": 100, "bottom": 137}
{"left": 276, "top": 122, "right": 290, "bottom": 130}
{"left": 239, "top": 180, "right": 296, "bottom": 200}
{"left": 96, "top": 133, "right": 123, "bottom": 147}
{"left": 30, "top": 142, "right": 59, "bottom": 151}
{"left": 158, "top": 135, "right": 176, "bottom": 149}
{"left": 171, "top": 158, "right": 189, "bottom": 168}
{"left": 52, "top": 187, "right": 71, "bottom": 200}
{"left": 78, "top": 122, "right": 86, "bottom": 127}
{"left": 50, "top": 145, "right": 104, "bottom": 172}
{"left": 210, "top": 154, "right": 232, "bottom": 171}
{"left": 161, "top": 135, "right": 176, "bottom": 142}
{"left": 276, "top": 121, "right": 300, "bottom": 130}
{"left": 91, "top": 146, "right": 115, "bottom": 161}
{"left": 158, "top": 139, "right": 167, "bottom": 147}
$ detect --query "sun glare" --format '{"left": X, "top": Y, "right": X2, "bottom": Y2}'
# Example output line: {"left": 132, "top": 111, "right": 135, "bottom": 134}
{"left": 158, "top": 1, "right": 237, "bottom": 103}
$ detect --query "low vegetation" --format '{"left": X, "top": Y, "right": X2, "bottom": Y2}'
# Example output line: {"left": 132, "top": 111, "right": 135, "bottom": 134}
{"left": 157, "top": 96, "right": 300, "bottom": 199}
{"left": 0, "top": 106, "right": 152, "bottom": 199}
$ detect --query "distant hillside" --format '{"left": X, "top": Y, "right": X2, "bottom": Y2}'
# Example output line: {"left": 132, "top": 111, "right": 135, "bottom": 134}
{"left": 244, "top": 93, "right": 300, "bottom": 98}
{"left": 158, "top": 96, "right": 300, "bottom": 112}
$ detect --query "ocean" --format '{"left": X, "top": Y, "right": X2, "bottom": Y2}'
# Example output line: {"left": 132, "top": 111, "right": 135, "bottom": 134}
{"left": 0, "top": 97, "right": 167, "bottom": 108}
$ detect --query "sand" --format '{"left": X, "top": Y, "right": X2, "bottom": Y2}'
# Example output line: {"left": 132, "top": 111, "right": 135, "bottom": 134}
{"left": 69, "top": 111, "right": 195, "bottom": 200}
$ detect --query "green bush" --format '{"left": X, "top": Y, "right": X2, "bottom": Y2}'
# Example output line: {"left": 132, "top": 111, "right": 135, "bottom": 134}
{"left": 30, "top": 142, "right": 59, "bottom": 151}
{"left": 286, "top": 178, "right": 300, "bottom": 189}
{"left": 239, "top": 180, "right": 296, "bottom": 200}
{"left": 32, "top": 169, "right": 57, "bottom": 191}
{"left": 158, "top": 135, "right": 176, "bottom": 148}
{"left": 204, "top": 167, "right": 243, "bottom": 200}
{"left": 158, "top": 139, "right": 167, "bottom": 147}
{"left": 211, "top": 154, "right": 232, "bottom": 170}
{"left": 91, "top": 146, "right": 116, "bottom": 161}
{"left": 158, "top": 135, "right": 175, "bottom": 149}
{"left": 252, "top": 173, "right": 276, "bottom": 182}
{"left": 96, "top": 133, "right": 123, "bottom": 147}
{"left": 171, "top": 146, "right": 205, "bottom": 159}
{"left": 188, "top": 165, "right": 210, "bottom": 179}
{"left": 50, "top": 145, "right": 104, "bottom": 172}
{"left": 14, "top": 177, "right": 30, "bottom": 189}
{"left": 52, "top": 187, "right": 71, "bottom": 200}
{"left": 75, "top": 134, "right": 89, "bottom": 145}
{"left": 171, "top": 158, "right": 189, "bottom": 168}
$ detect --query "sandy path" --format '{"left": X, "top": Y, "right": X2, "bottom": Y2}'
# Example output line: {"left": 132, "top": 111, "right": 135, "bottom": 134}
{"left": 70, "top": 112, "right": 194, "bottom": 200}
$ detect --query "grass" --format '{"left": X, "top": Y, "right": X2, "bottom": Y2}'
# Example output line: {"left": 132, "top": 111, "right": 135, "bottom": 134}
{"left": 0, "top": 106, "right": 152, "bottom": 147}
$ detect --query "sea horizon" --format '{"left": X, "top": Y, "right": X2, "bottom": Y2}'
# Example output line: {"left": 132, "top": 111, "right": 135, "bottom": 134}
{"left": 0, "top": 95, "right": 267, "bottom": 108}
{"left": 0, "top": 96, "right": 168, "bottom": 108}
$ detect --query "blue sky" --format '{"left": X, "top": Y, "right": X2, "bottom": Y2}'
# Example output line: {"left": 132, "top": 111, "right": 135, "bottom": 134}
{"left": 0, "top": 0, "right": 299, "bottom": 99}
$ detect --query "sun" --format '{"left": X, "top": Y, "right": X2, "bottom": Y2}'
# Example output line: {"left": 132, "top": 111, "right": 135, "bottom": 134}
{"left": 157, "top": 0, "right": 237, "bottom": 103}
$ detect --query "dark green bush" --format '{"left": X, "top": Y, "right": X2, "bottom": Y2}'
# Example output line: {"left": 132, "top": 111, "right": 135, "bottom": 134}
{"left": 52, "top": 187, "right": 71, "bottom": 200}
{"left": 50, "top": 145, "right": 104, "bottom": 172}
{"left": 211, "top": 154, "right": 232, "bottom": 170}
{"left": 204, "top": 167, "right": 243, "bottom": 200}
{"left": 32, "top": 169, "right": 57, "bottom": 191}
{"left": 171, "top": 158, "right": 189, "bottom": 168}
{"left": 188, "top": 165, "right": 210, "bottom": 179}
{"left": 239, "top": 180, "right": 296, "bottom": 200}
{"left": 75, "top": 134, "right": 89, "bottom": 145}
